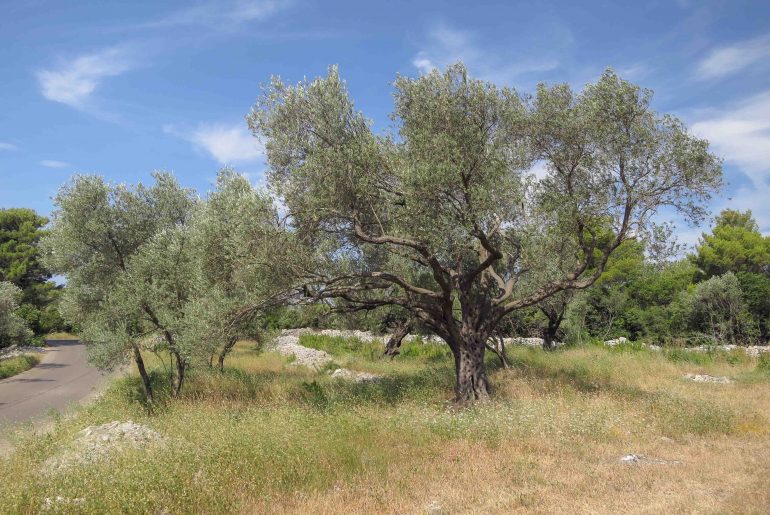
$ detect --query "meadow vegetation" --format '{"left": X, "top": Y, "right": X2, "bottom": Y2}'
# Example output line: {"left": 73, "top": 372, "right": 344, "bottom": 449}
{"left": 0, "top": 354, "right": 40, "bottom": 380}
{"left": 1, "top": 336, "right": 769, "bottom": 513}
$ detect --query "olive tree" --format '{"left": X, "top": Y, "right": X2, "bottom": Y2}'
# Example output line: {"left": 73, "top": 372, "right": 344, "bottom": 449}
{"left": 0, "top": 281, "right": 32, "bottom": 347}
{"left": 192, "top": 169, "right": 302, "bottom": 370}
{"left": 249, "top": 64, "right": 722, "bottom": 401}
{"left": 685, "top": 272, "right": 757, "bottom": 344}
{"left": 42, "top": 173, "right": 198, "bottom": 401}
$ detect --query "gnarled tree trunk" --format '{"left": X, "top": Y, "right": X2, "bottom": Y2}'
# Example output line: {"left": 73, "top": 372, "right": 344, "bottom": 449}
{"left": 451, "top": 335, "right": 490, "bottom": 402}
{"left": 384, "top": 319, "right": 412, "bottom": 357}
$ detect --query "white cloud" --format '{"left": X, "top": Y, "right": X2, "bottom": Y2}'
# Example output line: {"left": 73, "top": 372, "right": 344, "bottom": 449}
{"left": 691, "top": 91, "right": 770, "bottom": 187}
{"left": 39, "top": 160, "right": 71, "bottom": 168}
{"left": 689, "top": 91, "right": 770, "bottom": 234}
{"left": 142, "top": 0, "right": 286, "bottom": 29}
{"left": 0, "top": 142, "right": 17, "bottom": 151}
{"left": 411, "top": 23, "right": 561, "bottom": 85}
{"left": 166, "top": 122, "right": 263, "bottom": 164}
{"left": 36, "top": 47, "right": 136, "bottom": 109}
{"left": 697, "top": 36, "right": 770, "bottom": 80}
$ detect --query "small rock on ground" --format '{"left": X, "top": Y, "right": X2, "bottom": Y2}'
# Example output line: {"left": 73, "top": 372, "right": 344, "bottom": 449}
{"left": 684, "top": 373, "right": 733, "bottom": 384}
{"left": 620, "top": 453, "right": 681, "bottom": 465}
{"left": 330, "top": 368, "right": 382, "bottom": 382}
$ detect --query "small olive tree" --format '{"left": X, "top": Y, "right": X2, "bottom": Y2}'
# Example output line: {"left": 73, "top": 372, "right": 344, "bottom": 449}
{"left": 685, "top": 272, "right": 757, "bottom": 344}
{"left": 250, "top": 64, "right": 722, "bottom": 402}
{"left": 42, "top": 172, "right": 198, "bottom": 401}
{"left": 0, "top": 281, "right": 32, "bottom": 347}
{"left": 192, "top": 169, "right": 302, "bottom": 370}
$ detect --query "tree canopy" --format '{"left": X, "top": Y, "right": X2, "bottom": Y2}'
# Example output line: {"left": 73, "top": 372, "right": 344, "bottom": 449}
{"left": 692, "top": 209, "right": 770, "bottom": 279}
{"left": 42, "top": 170, "right": 300, "bottom": 401}
{"left": 249, "top": 63, "right": 722, "bottom": 401}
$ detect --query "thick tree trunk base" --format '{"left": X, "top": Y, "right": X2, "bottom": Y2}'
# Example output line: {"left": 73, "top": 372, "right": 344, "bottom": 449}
{"left": 454, "top": 343, "right": 490, "bottom": 403}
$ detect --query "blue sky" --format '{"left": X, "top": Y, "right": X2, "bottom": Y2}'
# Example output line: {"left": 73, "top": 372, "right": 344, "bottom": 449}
{"left": 1, "top": 0, "right": 769, "bottom": 247}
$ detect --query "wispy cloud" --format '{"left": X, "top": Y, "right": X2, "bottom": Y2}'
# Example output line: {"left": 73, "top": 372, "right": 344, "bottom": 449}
{"left": 0, "top": 142, "right": 17, "bottom": 151}
{"left": 697, "top": 35, "right": 770, "bottom": 80}
{"left": 412, "top": 23, "right": 562, "bottom": 85}
{"left": 165, "top": 122, "right": 263, "bottom": 164}
{"left": 141, "top": 0, "right": 287, "bottom": 30}
{"left": 690, "top": 91, "right": 770, "bottom": 231}
{"left": 691, "top": 91, "right": 770, "bottom": 187}
{"left": 39, "top": 160, "right": 71, "bottom": 168}
{"left": 36, "top": 47, "right": 137, "bottom": 109}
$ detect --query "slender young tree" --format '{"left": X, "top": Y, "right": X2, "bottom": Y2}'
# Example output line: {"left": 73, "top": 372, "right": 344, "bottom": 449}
{"left": 192, "top": 169, "right": 302, "bottom": 371}
{"left": 42, "top": 172, "right": 198, "bottom": 401}
{"left": 249, "top": 64, "right": 722, "bottom": 401}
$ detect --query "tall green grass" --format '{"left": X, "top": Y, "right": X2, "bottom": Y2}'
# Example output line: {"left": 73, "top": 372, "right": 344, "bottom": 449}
{"left": 0, "top": 354, "right": 40, "bottom": 379}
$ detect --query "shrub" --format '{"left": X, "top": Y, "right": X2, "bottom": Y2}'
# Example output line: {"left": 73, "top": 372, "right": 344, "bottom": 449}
{"left": 684, "top": 273, "right": 758, "bottom": 345}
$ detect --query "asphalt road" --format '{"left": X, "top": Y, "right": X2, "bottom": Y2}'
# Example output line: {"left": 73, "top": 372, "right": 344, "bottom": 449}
{"left": 0, "top": 340, "right": 106, "bottom": 426}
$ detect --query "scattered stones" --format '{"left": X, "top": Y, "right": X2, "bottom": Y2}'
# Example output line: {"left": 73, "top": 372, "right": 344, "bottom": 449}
{"left": 271, "top": 334, "right": 335, "bottom": 370}
{"left": 683, "top": 373, "right": 733, "bottom": 384}
{"left": 0, "top": 344, "right": 46, "bottom": 360}
{"left": 270, "top": 333, "right": 383, "bottom": 382}
{"left": 330, "top": 368, "right": 382, "bottom": 382}
{"left": 43, "top": 421, "right": 164, "bottom": 473}
{"left": 619, "top": 453, "right": 681, "bottom": 465}
{"left": 504, "top": 336, "right": 550, "bottom": 347}
{"left": 281, "top": 328, "right": 390, "bottom": 344}
{"left": 279, "top": 328, "right": 770, "bottom": 359}
{"left": 689, "top": 344, "right": 770, "bottom": 358}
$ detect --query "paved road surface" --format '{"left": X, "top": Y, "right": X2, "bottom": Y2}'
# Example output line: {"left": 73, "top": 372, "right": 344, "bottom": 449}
{"left": 0, "top": 340, "right": 106, "bottom": 426}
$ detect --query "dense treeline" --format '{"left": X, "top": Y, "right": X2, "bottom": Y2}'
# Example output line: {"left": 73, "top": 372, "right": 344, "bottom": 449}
{"left": 492, "top": 209, "right": 770, "bottom": 346}
{"left": 0, "top": 208, "right": 66, "bottom": 347}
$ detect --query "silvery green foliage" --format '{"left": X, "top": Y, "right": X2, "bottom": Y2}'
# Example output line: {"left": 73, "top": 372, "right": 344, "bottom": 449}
{"left": 249, "top": 63, "right": 721, "bottom": 319}
{"left": 685, "top": 272, "right": 757, "bottom": 344}
{"left": 189, "top": 169, "right": 301, "bottom": 365}
{"left": 41, "top": 172, "right": 199, "bottom": 373}
{"left": 249, "top": 63, "right": 723, "bottom": 400}
{"left": 0, "top": 281, "right": 32, "bottom": 347}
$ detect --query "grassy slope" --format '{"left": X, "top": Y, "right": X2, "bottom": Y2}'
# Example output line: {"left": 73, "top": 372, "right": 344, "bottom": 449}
{"left": 0, "top": 354, "right": 40, "bottom": 380}
{"left": 1, "top": 339, "right": 769, "bottom": 513}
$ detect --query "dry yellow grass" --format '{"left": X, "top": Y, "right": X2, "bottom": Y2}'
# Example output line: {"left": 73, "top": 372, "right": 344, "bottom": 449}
{"left": 1, "top": 340, "right": 768, "bottom": 514}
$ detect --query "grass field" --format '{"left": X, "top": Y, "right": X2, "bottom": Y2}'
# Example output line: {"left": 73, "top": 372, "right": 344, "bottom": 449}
{"left": 0, "top": 354, "right": 40, "bottom": 380}
{"left": 1, "top": 337, "right": 769, "bottom": 513}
